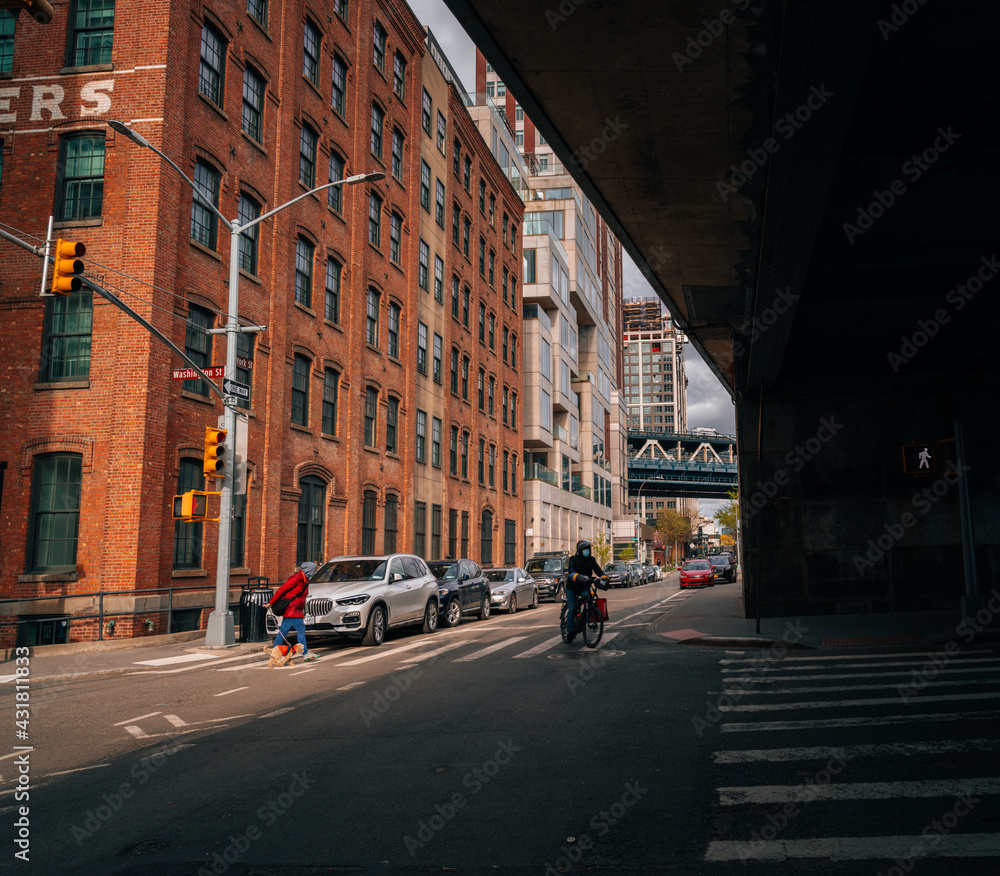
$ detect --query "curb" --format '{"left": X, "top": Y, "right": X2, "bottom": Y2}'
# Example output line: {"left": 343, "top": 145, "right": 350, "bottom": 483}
{"left": 673, "top": 636, "right": 813, "bottom": 649}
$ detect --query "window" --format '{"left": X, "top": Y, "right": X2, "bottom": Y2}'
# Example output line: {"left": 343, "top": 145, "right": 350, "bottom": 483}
{"left": 322, "top": 368, "right": 339, "bottom": 435}
{"left": 414, "top": 501, "right": 426, "bottom": 557}
{"left": 325, "top": 257, "right": 341, "bottom": 323}
{"left": 503, "top": 214, "right": 509, "bottom": 245}
{"left": 386, "top": 397, "right": 399, "bottom": 453}
{"left": 479, "top": 179, "right": 486, "bottom": 214}
{"left": 391, "top": 128, "right": 404, "bottom": 179}
{"left": 488, "top": 313, "right": 496, "bottom": 349}
{"left": 478, "top": 438, "right": 485, "bottom": 483}
{"left": 27, "top": 453, "right": 82, "bottom": 572}
{"left": 173, "top": 459, "right": 204, "bottom": 570}
{"left": 481, "top": 509, "right": 493, "bottom": 567}
{"left": 461, "top": 433, "right": 469, "bottom": 478}
{"left": 41, "top": 292, "right": 93, "bottom": 382}
{"left": 462, "top": 286, "right": 470, "bottom": 327}
{"left": 436, "top": 111, "right": 446, "bottom": 153}
{"left": 418, "top": 240, "right": 429, "bottom": 289}
{"left": 523, "top": 249, "right": 536, "bottom": 283}
{"left": 333, "top": 0, "right": 348, "bottom": 24}
{"left": 478, "top": 237, "right": 485, "bottom": 277}
{"left": 297, "top": 476, "right": 325, "bottom": 564}
{"left": 462, "top": 511, "right": 469, "bottom": 556}
{"left": 434, "top": 255, "right": 444, "bottom": 303}
{"left": 370, "top": 103, "right": 384, "bottom": 158}
{"left": 461, "top": 356, "right": 469, "bottom": 400}
{"left": 70, "top": 0, "right": 115, "bottom": 67}
{"left": 393, "top": 52, "right": 406, "bottom": 99}
{"left": 449, "top": 426, "right": 458, "bottom": 475}
{"left": 488, "top": 445, "right": 495, "bottom": 487}
{"left": 388, "top": 302, "right": 400, "bottom": 359}
{"left": 369, "top": 192, "right": 382, "bottom": 246}
{"left": 420, "top": 161, "right": 431, "bottom": 210}
{"left": 502, "top": 328, "right": 509, "bottom": 362}
{"left": 504, "top": 519, "right": 516, "bottom": 565}
{"left": 478, "top": 370, "right": 485, "bottom": 410}
{"left": 452, "top": 138, "right": 461, "bottom": 176}
{"left": 291, "top": 354, "right": 310, "bottom": 426}
{"left": 422, "top": 89, "right": 432, "bottom": 133}
{"left": 190, "top": 159, "right": 220, "bottom": 249}
{"left": 451, "top": 276, "right": 459, "bottom": 318}
{"left": 497, "top": 81, "right": 506, "bottom": 97}
{"left": 389, "top": 212, "right": 402, "bottom": 264}
{"left": 478, "top": 302, "right": 485, "bottom": 343}
{"left": 463, "top": 156, "right": 471, "bottom": 191}
{"left": 0, "top": 12, "right": 13, "bottom": 74}
{"left": 503, "top": 452, "right": 509, "bottom": 491}
{"left": 489, "top": 193, "right": 495, "bottom": 225}
{"left": 488, "top": 377, "right": 495, "bottom": 416}
{"left": 431, "top": 505, "right": 442, "bottom": 557}
{"left": 361, "top": 491, "right": 378, "bottom": 554}
{"left": 303, "top": 19, "right": 321, "bottom": 85}
{"left": 199, "top": 23, "right": 226, "bottom": 106}
{"left": 373, "top": 22, "right": 386, "bottom": 71}
{"left": 452, "top": 204, "right": 460, "bottom": 246}
{"left": 299, "top": 124, "right": 317, "bottom": 188}
{"left": 238, "top": 194, "right": 260, "bottom": 274}
{"left": 294, "top": 237, "right": 314, "bottom": 308}
{"left": 417, "top": 321, "right": 428, "bottom": 374}
{"left": 450, "top": 348, "right": 458, "bottom": 394}
{"left": 515, "top": 105, "right": 523, "bottom": 121}
{"left": 486, "top": 82, "right": 494, "bottom": 98}
{"left": 502, "top": 267, "right": 509, "bottom": 304}
{"left": 431, "top": 417, "right": 441, "bottom": 467}
{"left": 502, "top": 386, "right": 508, "bottom": 425}
{"left": 510, "top": 334, "right": 517, "bottom": 369}
{"left": 463, "top": 217, "right": 471, "bottom": 258}
{"left": 416, "top": 410, "right": 427, "bottom": 462}
{"left": 231, "top": 491, "right": 247, "bottom": 569}
{"left": 247, "top": 0, "right": 267, "bottom": 29}
{"left": 183, "top": 305, "right": 213, "bottom": 396}
{"left": 242, "top": 66, "right": 265, "bottom": 142}
{"left": 328, "top": 152, "right": 345, "bottom": 213}
{"left": 510, "top": 392, "right": 517, "bottom": 428}
{"left": 57, "top": 134, "right": 105, "bottom": 222}
{"left": 488, "top": 250, "right": 495, "bottom": 287}
{"left": 364, "top": 387, "right": 378, "bottom": 447}
{"left": 384, "top": 494, "right": 398, "bottom": 554}
{"left": 435, "top": 179, "right": 446, "bottom": 227}
{"left": 449, "top": 509, "right": 458, "bottom": 558}
{"left": 331, "top": 54, "right": 347, "bottom": 116}
{"left": 432, "top": 334, "right": 442, "bottom": 383}
{"left": 512, "top": 457, "right": 517, "bottom": 496}
{"left": 366, "top": 288, "right": 380, "bottom": 346}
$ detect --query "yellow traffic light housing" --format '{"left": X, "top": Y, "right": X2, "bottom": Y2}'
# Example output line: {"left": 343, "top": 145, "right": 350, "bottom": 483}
{"left": 50, "top": 238, "right": 86, "bottom": 296}
{"left": 203, "top": 426, "right": 227, "bottom": 479}
{"left": 172, "top": 490, "right": 209, "bottom": 521}
{"left": 0, "top": 1, "right": 55, "bottom": 24}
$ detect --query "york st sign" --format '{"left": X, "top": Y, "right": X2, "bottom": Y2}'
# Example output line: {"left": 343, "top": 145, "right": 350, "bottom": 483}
{"left": 0, "top": 78, "right": 115, "bottom": 124}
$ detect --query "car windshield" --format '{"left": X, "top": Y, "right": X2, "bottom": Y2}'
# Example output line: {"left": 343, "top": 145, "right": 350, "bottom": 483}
{"left": 710, "top": 557, "right": 730, "bottom": 566}
{"left": 606, "top": 564, "right": 626, "bottom": 572}
{"left": 526, "top": 559, "right": 563, "bottom": 573}
{"left": 485, "top": 569, "right": 514, "bottom": 582}
{"left": 427, "top": 562, "right": 459, "bottom": 581}
{"left": 314, "top": 559, "right": 387, "bottom": 583}
{"left": 684, "top": 561, "right": 710, "bottom": 570}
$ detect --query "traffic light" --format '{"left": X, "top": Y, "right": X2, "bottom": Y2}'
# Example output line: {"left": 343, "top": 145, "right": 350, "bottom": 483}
{"left": 172, "top": 490, "right": 209, "bottom": 521}
{"left": 50, "top": 238, "right": 86, "bottom": 296}
{"left": 203, "top": 426, "right": 227, "bottom": 479}
{"left": 0, "top": 1, "right": 55, "bottom": 24}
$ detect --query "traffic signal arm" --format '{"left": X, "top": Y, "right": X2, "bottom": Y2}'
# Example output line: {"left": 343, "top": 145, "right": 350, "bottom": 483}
{"left": 50, "top": 238, "right": 86, "bottom": 295}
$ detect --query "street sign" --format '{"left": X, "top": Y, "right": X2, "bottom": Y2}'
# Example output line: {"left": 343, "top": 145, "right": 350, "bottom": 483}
{"left": 173, "top": 365, "right": 224, "bottom": 380}
{"left": 902, "top": 442, "right": 944, "bottom": 475}
{"left": 223, "top": 378, "right": 251, "bottom": 401}
{"left": 525, "top": 528, "right": 533, "bottom": 536}
{"left": 236, "top": 355, "right": 252, "bottom": 370}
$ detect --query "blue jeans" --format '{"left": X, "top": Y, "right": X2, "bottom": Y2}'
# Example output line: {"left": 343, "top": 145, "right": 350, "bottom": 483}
{"left": 274, "top": 617, "right": 308, "bottom": 654}
{"left": 565, "top": 588, "right": 585, "bottom": 637}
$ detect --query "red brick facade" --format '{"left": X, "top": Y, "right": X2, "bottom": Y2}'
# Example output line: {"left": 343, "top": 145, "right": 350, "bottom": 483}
{"left": 0, "top": 1, "right": 523, "bottom": 646}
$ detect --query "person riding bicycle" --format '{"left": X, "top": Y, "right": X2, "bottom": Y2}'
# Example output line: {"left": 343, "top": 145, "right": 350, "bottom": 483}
{"left": 565, "top": 539, "right": 605, "bottom": 643}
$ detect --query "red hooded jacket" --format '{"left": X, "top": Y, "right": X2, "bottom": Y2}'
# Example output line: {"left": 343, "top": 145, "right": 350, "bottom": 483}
{"left": 270, "top": 570, "right": 309, "bottom": 619}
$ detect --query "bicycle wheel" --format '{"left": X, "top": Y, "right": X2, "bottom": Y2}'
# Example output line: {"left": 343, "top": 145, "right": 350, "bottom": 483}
{"left": 560, "top": 604, "right": 572, "bottom": 643}
{"left": 583, "top": 603, "right": 603, "bottom": 648}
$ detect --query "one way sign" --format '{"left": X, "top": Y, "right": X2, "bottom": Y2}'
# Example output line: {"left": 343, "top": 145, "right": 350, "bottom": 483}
{"left": 223, "top": 378, "right": 250, "bottom": 401}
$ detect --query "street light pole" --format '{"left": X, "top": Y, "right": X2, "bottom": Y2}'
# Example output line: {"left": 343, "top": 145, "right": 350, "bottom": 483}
{"left": 108, "top": 121, "right": 383, "bottom": 646}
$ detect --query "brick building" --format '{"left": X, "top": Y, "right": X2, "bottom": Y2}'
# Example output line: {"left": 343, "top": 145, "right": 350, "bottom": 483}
{"left": 0, "top": 1, "right": 522, "bottom": 646}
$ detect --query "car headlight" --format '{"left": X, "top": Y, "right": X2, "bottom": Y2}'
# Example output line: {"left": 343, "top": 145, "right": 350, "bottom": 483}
{"left": 336, "top": 594, "right": 371, "bottom": 606}
{"left": 493, "top": 589, "right": 508, "bottom": 596}
{"left": 438, "top": 588, "right": 449, "bottom": 596}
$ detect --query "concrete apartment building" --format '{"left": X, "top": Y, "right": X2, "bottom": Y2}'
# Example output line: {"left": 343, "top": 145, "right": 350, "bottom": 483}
{"left": 478, "top": 52, "right": 626, "bottom": 558}
{"left": 0, "top": 2, "right": 520, "bottom": 646}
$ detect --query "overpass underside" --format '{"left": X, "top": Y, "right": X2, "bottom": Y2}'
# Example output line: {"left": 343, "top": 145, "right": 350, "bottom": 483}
{"left": 447, "top": 0, "right": 1000, "bottom": 616}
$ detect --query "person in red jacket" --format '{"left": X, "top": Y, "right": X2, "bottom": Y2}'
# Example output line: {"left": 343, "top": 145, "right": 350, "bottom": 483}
{"left": 268, "top": 561, "right": 317, "bottom": 665}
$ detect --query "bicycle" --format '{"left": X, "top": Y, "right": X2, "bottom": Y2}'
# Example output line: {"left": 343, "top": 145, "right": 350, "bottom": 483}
{"left": 560, "top": 576, "right": 608, "bottom": 648}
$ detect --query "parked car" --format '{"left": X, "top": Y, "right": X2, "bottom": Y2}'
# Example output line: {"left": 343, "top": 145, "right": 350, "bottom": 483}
{"left": 709, "top": 554, "right": 736, "bottom": 583}
{"left": 679, "top": 559, "right": 714, "bottom": 588}
{"left": 524, "top": 554, "right": 570, "bottom": 601}
{"left": 483, "top": 567, "right": 538, "bottom": 613}
{"left": 427, "top": 559, "right": 491, "bottom": 627}
{"left": 272, "top": 554, "right": 439, "bottom": 647}
{"left": 721, "top": 552, "right": 739, "bottom": 576}
{"left": 603, "top": 562, "right": 633, "bottom": 588}
{"left": 643, "top": 564, "right": 658, "bottom": 583}
{"left": 627, "top": 561, "right": 645, "bottom": 586}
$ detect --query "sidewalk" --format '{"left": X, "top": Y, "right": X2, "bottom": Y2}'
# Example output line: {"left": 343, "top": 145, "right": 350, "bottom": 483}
{"left": 650, "top": 579, "right": 1000, "bottom": 649}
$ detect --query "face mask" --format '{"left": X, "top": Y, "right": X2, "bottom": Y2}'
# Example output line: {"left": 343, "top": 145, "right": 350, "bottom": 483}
{"left": 583, "top": 549, "right": 591, "bottom": 557}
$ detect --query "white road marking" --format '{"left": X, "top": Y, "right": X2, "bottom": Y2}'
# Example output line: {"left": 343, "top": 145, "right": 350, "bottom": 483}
{"left": 134, "top": 652, "right": 221, "bottom": 667}
{"left": 0, "top": 676, "right": 16, "bottom": 684}
{"left": 215, "top": 687, "right": 249, "bottom": 696}
{"left": 722, "top": 656, "right": 1000, "bottom": 673}
{"left": 721, "top": 709, "right": 1000, "bottom": 732}
{"left": 725, "top": 664, "right": 1000, "bottom": 683}
{"left": 596, "top": 631, "right": 624, "bottom": 650}
{"left": 705, "top": 834, "right": 1000, "bottom": 862}
{"left": 44, "top": 764, "right": 111, "bottom": 778}
{"left": 399, "top": 640, "right": 474, "bottom": 663}
{"left": 713, "top": 738, "right": 1000, "bottom": 763}
{"left": 124, "top": 725, "right": 150, "bottom": 739}
{"left": 719, "top": 649, "right": 997, "bottom": 665}
{"left": 454, "top": 636, "right": 529, "bottom": 662}
{"left": 335, "top": 638, "right": 444, "bottom": 666}
{"left": 719, "top": 677, "right": 1000, "bottom": 695}
{"left": 136, "top": 652, "right": 271, "bottom": 674}
{"left": 260, "top": 707, "right": 295, "bottom": 718}
{"left": 512, "top": 637, "right": 563, "bottom": 658}
{"left": 720, "top": 691, "right": 1000, "bottom": 712}
{"left": 290, "top": 669, "right": 316, "bottom": 676}
{"left": 718, "top": 777, "right": 1000, "bottom": 806}
{"left": 114, "top": 711, "right": 162, "bottom": 726}
{"left": 336, "top": 681, "right": 367, "bottom": 691}
{"left": 164, "top": 714, "right": 188, "bottom": 727}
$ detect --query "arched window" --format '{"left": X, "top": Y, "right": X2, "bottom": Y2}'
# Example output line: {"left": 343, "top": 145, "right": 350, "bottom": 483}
{"left": 297, "top": 476, "right": 326, "bottom": 564}
{"left": 29, "top": 453, "right": 83, "bottom": 572}
{"left": 480, "top": 509, "right": 493, "bottom": 567}
{"left": 362, "top": 489, "right": 377, "bottom": 554}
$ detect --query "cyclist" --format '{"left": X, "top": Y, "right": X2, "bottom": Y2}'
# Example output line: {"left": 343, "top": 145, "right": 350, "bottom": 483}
{"left": 565, "top": 539, "right": 605, "bottom": 643}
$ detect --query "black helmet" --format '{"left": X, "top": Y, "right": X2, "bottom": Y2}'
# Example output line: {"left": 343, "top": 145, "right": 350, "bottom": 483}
{"left": 576, "top": 539, "right": 591, "bottom": 554}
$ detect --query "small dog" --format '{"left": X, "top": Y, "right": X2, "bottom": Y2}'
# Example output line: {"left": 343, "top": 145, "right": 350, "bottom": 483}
{"left": 267, "top": 642, "right": 304, "bottom": 668}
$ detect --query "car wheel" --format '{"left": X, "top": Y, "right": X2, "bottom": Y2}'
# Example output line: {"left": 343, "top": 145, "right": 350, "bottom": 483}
{"left": 443, "top": 598, "right": 462, "bottom": 628}
{"left": 478, "top": 593, "right": 491, "bottom": 620}
{"left": 422, "top": 599, "right": 438, "bottom": 634}
{"left": 555, "top": 583, "right": 564, "bottom": 602}
{"left": 530, "top": 588, "right": 539, "bottom": 609}
{"left": 508, "top": 593, "right": 517, "bottom": 614}
{"left": 361, "top": 605, "right": 386, "bottom": 646}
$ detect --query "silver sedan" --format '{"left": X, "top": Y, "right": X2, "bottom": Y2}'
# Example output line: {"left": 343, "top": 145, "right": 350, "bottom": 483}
{"left": 483, "top": 567, "right": 538, "bottom": 613}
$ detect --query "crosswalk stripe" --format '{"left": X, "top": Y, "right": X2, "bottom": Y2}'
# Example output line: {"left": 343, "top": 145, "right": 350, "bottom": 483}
{"left": 720, "top": 690, "right": 1000, "bottom": 712}
{"left": 719, "top": 677, "right": 1000, "bottom": 696}
{"left": 334, "top": 638, "right": 443, "bottom": 666}
{"left": 718, "top": 777, "right": 1000, "bottom": 806}
{"left": 713, "top": 738, "right": 1000, "bottom": 763}
{"left": 725, "top": 664, "right": 1000, "bottom": 683}
{"left": 705, "top": 833, "right": 1000, "bottom": 862}
{"left": 399, "top": 640, "right": 475, "bottom": 663}
{"left": 454, "top": 636, "right": 529, "bottom": 662}
{"left": 720, "top": 649, "right": 997, "bottom": 665}
{"left": 722, "top": 656, "right": 1000, "bottom": 673}
{"left": 512, "top": 636, "right": 563, "bottom": 658}
{"left": 721, "top": 709, "right": 1000, "bottom": 732}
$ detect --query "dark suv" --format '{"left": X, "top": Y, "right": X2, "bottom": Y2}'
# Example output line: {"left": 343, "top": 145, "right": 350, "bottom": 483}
{"left": 427, "top": 560, "right": 491, "bottom": 627}
{"left": 524, "top": 553, "right": 570, "bottom": 601}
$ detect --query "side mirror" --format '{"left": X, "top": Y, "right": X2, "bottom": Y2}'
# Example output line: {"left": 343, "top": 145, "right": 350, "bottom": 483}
{"left": 391, "top": 572, "right": 404, "bottom": 583}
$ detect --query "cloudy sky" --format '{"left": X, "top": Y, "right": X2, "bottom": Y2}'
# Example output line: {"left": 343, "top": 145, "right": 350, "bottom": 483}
{"left": 410, "top": 0, "right": 734, "bottom": 518}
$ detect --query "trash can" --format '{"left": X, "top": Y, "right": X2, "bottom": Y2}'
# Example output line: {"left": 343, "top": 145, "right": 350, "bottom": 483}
{"left": 238, "top": 580, "right": 273, "bottom": 643}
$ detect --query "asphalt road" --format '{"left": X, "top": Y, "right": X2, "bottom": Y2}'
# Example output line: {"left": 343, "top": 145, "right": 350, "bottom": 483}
{"left": 3, "top": 574, "right": 1000, "bottom": 875}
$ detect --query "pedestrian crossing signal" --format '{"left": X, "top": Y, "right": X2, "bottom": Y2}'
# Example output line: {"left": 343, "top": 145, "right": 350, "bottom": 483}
{"left": 172, "top": 490, "right": 209, "bottom": 521}
{"left": 901, "top": 442, "right": 944, "bottom": 475}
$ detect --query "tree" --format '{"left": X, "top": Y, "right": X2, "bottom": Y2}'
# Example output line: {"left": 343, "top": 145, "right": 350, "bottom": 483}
{"left": 713, "top": 490, "right": 739, "bottom": 536}
{"left": 591, "top": 530, "right": 613, "bottom": 566}
{"left": 655, "top": 509, "right": 692, "bottom": 563}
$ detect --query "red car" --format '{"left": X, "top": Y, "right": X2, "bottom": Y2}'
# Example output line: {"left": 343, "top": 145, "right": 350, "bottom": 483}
{"left": 679, "top": 560, "right": 714, "bottom": 588}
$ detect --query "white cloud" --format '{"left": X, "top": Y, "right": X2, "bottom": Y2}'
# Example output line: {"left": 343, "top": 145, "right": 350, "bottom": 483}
{"left": 408, "top": 0, "right": 477, "bottom": 92}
